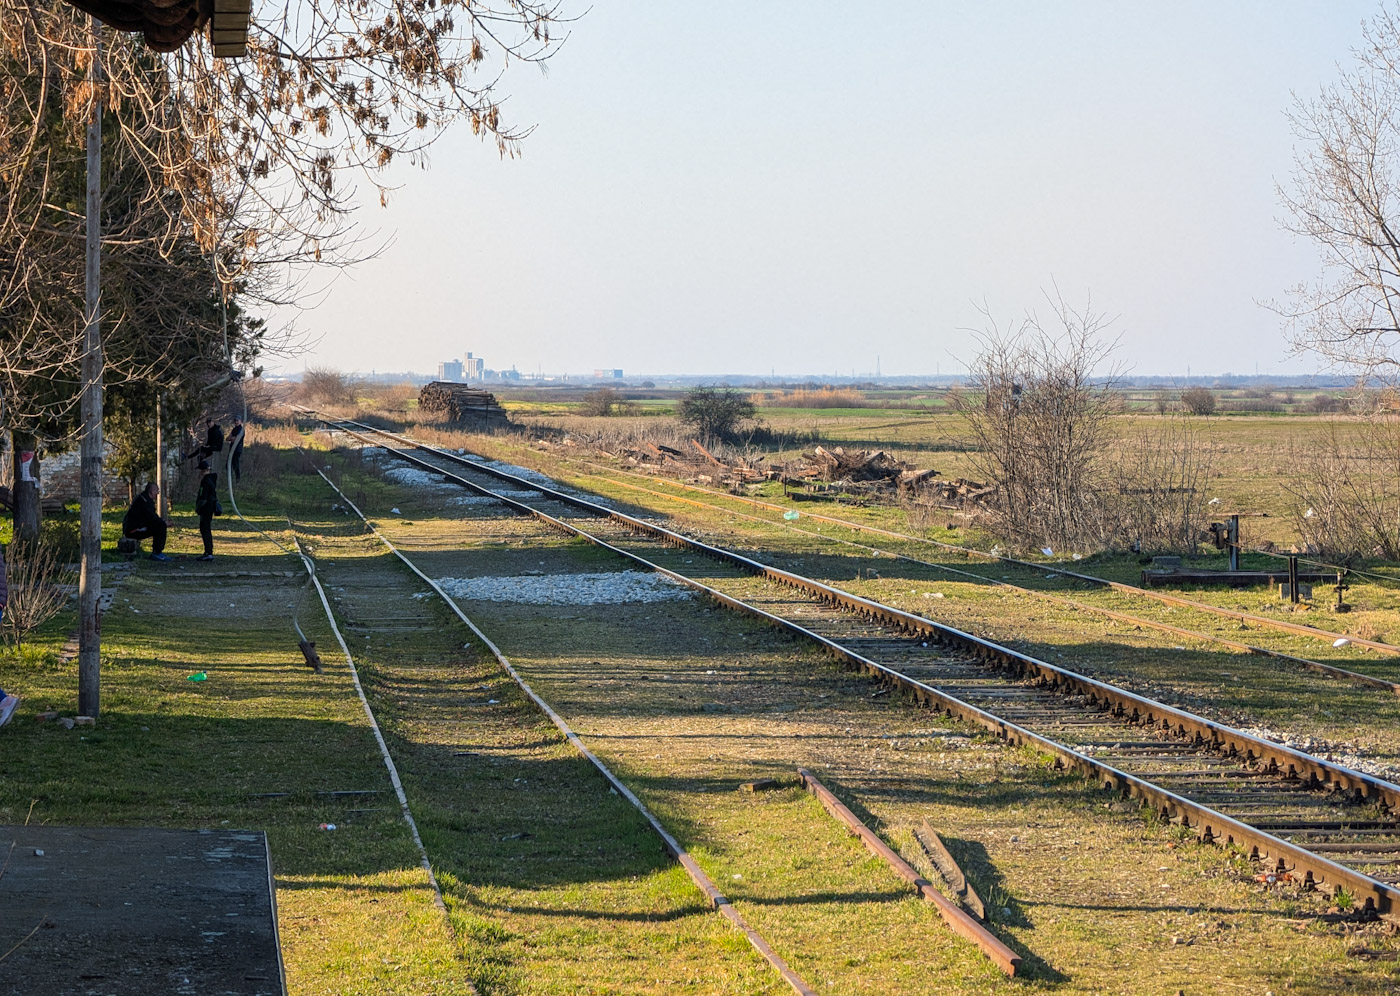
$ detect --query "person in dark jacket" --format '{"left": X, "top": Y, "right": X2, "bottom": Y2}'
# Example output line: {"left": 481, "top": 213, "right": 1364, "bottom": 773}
{"left": 227, "top": 419, "right": 245, "bottom": 481}
{"left": 195, "top": 461, "right": 219, "bottom": 561}
{"left": 0, "top": 549, "right": 16, "bottom": 727}
{"left": 182, "top": 419, "right": 225, "bottom": 462}
{"left": 122, "top": 482, "right": 170, "bottom": 560}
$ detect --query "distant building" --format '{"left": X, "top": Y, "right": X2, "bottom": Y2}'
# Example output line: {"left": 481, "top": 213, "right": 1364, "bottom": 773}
{"left": 594, "top": 368, "right": 623, "bottom": 380}
{"left": 464, "top": 352, "right": 485, "bottom": 381}
{"left": 501, "top": 366, "right": 521, "bottom": 382}
{"left": 437, "top": 359, "right": 464, "bottom": 382}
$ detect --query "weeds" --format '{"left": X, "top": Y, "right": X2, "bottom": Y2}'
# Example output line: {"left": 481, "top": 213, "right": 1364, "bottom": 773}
{"left": 3, "top": 538, "right": 73, "bottom": 649}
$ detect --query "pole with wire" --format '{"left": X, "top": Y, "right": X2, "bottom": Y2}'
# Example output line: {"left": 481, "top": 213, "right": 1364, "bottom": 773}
{"left": 77, "top": 21, "right": 104, "bottom": 718}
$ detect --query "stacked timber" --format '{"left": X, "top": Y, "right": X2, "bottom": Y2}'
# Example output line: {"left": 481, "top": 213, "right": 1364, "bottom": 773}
{"left": 418, "top": 383, "right": 509, "bottom": 425}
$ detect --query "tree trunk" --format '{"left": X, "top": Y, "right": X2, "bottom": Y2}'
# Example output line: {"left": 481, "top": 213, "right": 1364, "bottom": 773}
{"left": 11, "top": 432, "right": 42, "bottom": 542}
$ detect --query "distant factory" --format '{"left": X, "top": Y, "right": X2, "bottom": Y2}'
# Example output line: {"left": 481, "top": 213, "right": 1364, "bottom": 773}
{"left": 436, "top": 351, "right": 520, "bottom": 383}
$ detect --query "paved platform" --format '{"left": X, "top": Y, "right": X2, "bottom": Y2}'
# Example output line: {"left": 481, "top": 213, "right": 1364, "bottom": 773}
{"left": 0, "top": 826, "right": 284, "bottom": 996}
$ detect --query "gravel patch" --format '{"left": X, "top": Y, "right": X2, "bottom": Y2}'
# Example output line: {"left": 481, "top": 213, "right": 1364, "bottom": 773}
{"left": 1236, "top": 725, "right": 1400, "bottom": 781}
{"left": 382, "top": 464, "right": 448, "bottom": 488}
{"left": 429, "top": 570, "right": 693, "bottom": 605}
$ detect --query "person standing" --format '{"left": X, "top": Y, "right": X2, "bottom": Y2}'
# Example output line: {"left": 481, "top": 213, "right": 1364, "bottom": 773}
{"left": 0, "top": 547, "right": 16, "bottom": 727}
{"left": 228, "top": 419, "right": 245, "bottom": 481}
{"left": 195, "top": 460, "right": 220, "bottom": 561}
{"left": 122, "top": 482, "right": 170, "bottom": 561}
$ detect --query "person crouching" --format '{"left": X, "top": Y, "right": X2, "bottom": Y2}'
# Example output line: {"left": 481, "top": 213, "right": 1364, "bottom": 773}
{"left": 122, "top": 483, "right": 170, "bottom": 561}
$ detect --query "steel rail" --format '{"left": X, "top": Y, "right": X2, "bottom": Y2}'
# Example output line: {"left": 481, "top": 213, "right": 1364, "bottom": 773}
{"left": 306, "top": 412, "right": 1400, "bottom": 914}
{"left": 311, "top": 467, "right": 818, "bottom": 996}
{"left": 558, "top": 456, "right": 1400, "bottom": 658}
{"left": 522, "top": 463, "right": 1400, "bottom": 694}
{"left": 797, "top": 769, "right": 1021, "bottom": 976}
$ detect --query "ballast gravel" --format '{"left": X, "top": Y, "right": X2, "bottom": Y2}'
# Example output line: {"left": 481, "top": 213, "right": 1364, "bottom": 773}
{"left": 363, "top": 445, "right": 619, "bottom": 508}
{"left": 428, "top": 570, "right": 693, "bottom": 605}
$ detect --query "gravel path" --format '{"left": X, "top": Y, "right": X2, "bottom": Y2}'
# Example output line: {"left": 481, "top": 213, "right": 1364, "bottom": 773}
{"left": 428, "top": 570, "right": 693, "bottom": 605}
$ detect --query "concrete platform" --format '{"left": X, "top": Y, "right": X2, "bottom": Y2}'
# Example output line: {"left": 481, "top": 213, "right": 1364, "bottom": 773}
{"left": 0, "top": 826, "right": 284, "bottom": 995}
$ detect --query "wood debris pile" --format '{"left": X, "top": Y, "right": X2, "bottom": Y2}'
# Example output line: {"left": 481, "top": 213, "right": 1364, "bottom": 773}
{"left": 585, "top": 439, "right": 992, "bottom": 507}
{"left": 417, "top": 383, "right": 509, "bottom": 425}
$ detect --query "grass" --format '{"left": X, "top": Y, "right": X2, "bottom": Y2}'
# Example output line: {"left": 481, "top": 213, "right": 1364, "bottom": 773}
{"left": 7, "top": 429, "right": 1400, "bottom": 993}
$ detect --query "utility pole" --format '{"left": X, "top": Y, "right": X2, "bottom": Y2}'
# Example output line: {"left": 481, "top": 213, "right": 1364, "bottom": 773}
{"left": 155, "top": 392, "right": 167, "bottom": 518}
{"left": 78, "top": 22, "right": 104, "bottom": 718}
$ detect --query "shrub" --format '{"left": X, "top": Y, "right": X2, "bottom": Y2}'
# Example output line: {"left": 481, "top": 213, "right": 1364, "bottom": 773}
{"left": 3, "top": 539, "right": 73, "bottom": 649}
{"left": 677, "top": 387, "right": 757, "bottom": 440}
{"left": 1180, "top": 387, "right": 1216, "bottom": 415}
{"left": 581, "top": 388, "right": 622, "bottom": 417}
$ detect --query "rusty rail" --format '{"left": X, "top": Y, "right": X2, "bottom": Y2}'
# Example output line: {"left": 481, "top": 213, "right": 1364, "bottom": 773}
{"left": 797, "top": 769, "right": 1021, "bottom": 976}
{"left": 312, "top": 466, "right": 817, "bottom": 996}
{"left": 565, "top": 457, "right": 1400, "bottom": 658}
{"left": 305, "top": 412, "right": 1400, "bottom": 914}
{"left": 553, "top": 465, "right": 1400, "bottom": 694}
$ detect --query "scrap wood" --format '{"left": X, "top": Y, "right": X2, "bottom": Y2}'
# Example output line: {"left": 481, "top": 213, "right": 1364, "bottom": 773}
{"left": 915, "top": 819, "right": 987, "bottom": 920}
{"left": 690, "top": 437, "right": 724, "bottom": 467}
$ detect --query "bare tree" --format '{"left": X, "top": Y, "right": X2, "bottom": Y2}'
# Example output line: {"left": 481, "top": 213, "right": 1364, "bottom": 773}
{"left": 1180, "top": 386, "right": 1216, "bottom": 416}
{"left": 958, "top": 293, "right": 1122, "bottom": 552}
{"left": 1112, "top": 415, "right": 1212, "bottom": 553}
{"left": 582, "top": 387, "right": 621, "bottom": 417}
{"left": 1280, "top": 5, "right": 1400, "bottom": 374}
{"left": 1288, "top": 416, "right": 1400, "bottom": 559}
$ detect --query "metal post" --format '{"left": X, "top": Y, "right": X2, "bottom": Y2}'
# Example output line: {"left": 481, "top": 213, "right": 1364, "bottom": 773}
{"left": 1228, "top": 514, "right": 1240, "bottom": 573}
{"left": 155, "top": 391, "right": 167, "bottom": 519}
{"left": 1288, "top": 555, "right": 1299, "bottom": 604}
{"left": 77, "top": 23, "right": 103, "bottom": 718}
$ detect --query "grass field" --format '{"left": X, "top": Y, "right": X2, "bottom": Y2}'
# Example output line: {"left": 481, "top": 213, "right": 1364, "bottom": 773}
{"left": 7, "top": 402, "right": 1400, "bottom": 992}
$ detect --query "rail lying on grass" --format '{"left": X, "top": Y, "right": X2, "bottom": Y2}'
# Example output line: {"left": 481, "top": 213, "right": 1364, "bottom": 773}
{"left": 304, "top": 412, "right": 1400, "bottom": 915}
{"left": 311, "top": 466, "right": 818, "bottom": 996}
{"left": 797, "top": 768, "right": 1021, "bottom": 977}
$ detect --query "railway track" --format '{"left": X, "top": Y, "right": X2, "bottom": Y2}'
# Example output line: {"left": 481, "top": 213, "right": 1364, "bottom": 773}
{"left": 527, "top": 460, "right": 1400, "bottom": 693}
{"left": 561, "top": 457, "right": 1400, "bottom": 660}
{"left": 304, "top": 412, "right": 1400, "bottom": 916}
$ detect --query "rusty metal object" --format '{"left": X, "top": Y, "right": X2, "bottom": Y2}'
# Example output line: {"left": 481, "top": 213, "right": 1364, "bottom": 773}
{"left": 796, "top": 769, "right": 1020, "bottom": 977}
{"left": 303, "top": 412, "right": 1400, "bottom": 915}
{"left": 572, "top": 458, "right": 1400, "bottom": 658}
{"left": 558, "top": 466, "right": 1400, "bottom": 694}
{"left": 914, "top": 820, "right": 986, "bottom": 921}
{"left": 311, "top": 464, "right": 817, "bottom": 996}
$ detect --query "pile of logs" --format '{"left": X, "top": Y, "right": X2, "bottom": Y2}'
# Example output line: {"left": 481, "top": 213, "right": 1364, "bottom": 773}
{"left": 418, "top": 383, "right": 509, "bottom": 425}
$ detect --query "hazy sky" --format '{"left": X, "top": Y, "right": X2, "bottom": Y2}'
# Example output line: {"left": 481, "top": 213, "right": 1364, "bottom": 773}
{"left": 270, "top": 1, "right": 1383, "bottom": 379}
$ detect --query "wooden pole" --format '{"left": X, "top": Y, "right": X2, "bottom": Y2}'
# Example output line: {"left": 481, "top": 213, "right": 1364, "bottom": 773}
{"left": 78, "top": 22, "right": 103, "bottom": 718}
{"left": 155, "top": 391, "right": 167, "bottom": 519}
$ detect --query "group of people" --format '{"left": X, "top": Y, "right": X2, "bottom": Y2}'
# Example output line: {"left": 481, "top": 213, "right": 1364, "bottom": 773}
{"left": 121, "top": 416, "right": 244, "bottom": 562}
{"left": 0, "top": 417, "right": 246, "bottom": 730}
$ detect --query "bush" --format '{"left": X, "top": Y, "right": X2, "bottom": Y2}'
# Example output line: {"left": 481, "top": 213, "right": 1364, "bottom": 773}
{"left": 677, "top": 387, "right": 757, "bottom": 440}
{"left": 1308, "top": 392, "right": 1347, "bottom": 413}
{"left": 581, "top": 388, "right": 622, "bottom": 417}
{"left": 3, "top": 539, "right": 73, "bottom": 649}
{"left": 1180, "top": 387, "right": 1216, "bottom": 415}
{"left": 296, "top": 367, "right": 358, "bottom": 408}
